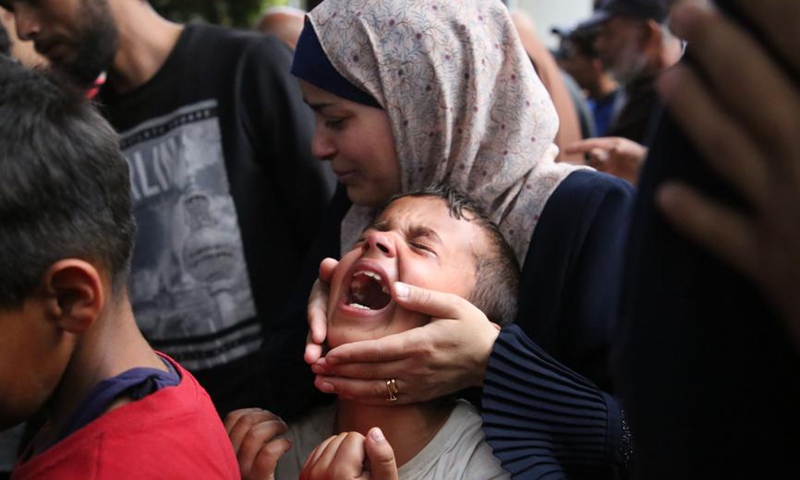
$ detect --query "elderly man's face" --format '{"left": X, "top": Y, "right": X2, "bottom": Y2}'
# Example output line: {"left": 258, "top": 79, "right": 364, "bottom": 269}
{"left": 594, "top": 16, "right": 648, "bottom": 84}
{"left": 2, "top": 0, "right": 117, "bottom": 87}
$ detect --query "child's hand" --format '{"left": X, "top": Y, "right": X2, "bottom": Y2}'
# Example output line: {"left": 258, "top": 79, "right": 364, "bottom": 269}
{"left": 224, "top": 408, "right": 291, "bottom": 480}
{"left": 300, "top": 428, "right": 398, "bottom": 480}
{"left": 305, "top": 257, "right": 339, "bottom": 365}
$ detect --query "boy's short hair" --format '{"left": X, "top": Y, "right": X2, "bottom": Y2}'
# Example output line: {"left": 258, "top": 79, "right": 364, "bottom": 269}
{"left": 0, "top": 56, "right": 136, "bottom": 308}
{"left": 389, "top": 184, "right": 520, "bottom": 326}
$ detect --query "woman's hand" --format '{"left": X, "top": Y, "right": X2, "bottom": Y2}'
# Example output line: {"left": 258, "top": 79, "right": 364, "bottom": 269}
{"left": 310, "top": 282, "right": 500, "bottom": 404}
{"left": 657, "top": 0, "right": 800, "bottom": 349}
{"left": 305, "top": 257, "right": 339, "bottom": 364}
{"left": 300, "top": 428, "right": 398, "bottom": 480}
{"left": 224, "top": 408, "right": 292, "bottom": 480}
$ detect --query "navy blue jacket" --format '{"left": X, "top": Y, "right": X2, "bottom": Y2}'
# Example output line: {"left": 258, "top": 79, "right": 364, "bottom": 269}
{"left": 483, "top": 171, "right": 634, "bottom": 479}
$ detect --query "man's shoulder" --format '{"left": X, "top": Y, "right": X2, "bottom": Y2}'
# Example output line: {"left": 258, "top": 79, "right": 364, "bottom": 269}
{"left": 179, "top": 23, "right": 290, "bottom": 61}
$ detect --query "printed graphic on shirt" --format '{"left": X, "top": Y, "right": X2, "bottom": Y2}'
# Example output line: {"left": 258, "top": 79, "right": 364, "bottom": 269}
{"left": 120, "top": 100, "right": 259, "bottom": 372}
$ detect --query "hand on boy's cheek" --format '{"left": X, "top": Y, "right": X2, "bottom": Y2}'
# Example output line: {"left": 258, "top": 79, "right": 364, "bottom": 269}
{"left": 306, "top": 258, "right": 340, "bottom": 365}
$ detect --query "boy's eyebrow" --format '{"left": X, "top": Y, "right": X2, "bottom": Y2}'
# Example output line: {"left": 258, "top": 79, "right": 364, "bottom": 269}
{"left": 366, "top": 219, "right": 391, "bottom": 232}
{"left": 365, "top": 219, "right": 443, "bottom": 245}
{"left": 407, "top": 225, "right": 443, "bottom": 245}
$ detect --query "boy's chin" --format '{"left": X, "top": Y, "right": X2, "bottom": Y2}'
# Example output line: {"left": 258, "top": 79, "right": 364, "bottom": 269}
{"left": 325, "top": 329, "right": 379, "bottom": 350}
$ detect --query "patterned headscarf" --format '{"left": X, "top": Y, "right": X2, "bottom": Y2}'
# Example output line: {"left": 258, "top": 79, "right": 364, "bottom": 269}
{"left": 306, "top": 0, "right": 586, "bottom": 263}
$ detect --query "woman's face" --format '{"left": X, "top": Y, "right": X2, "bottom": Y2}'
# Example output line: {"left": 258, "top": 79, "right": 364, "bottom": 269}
{"left": 300, "top": 80, "right": 401, "bottom": 207}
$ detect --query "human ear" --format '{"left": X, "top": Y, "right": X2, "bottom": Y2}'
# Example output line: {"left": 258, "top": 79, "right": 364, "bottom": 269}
{"left": 642, "top": 19, "right": 662, "bottom": 45}
{"left": 41, "top": 259, "right": 105, "bottom": 334}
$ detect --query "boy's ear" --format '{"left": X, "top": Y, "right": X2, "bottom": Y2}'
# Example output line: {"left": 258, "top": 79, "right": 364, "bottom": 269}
{"left": 41, "top": 259, "right": 105, "bottom": 334}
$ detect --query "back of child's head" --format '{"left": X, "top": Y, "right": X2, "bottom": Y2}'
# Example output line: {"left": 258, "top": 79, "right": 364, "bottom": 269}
{"left": 0, "top": 56, "right": 136, "bottom": 308}
{"left": 389, "top": 184, "right": 520, "bottom": 326}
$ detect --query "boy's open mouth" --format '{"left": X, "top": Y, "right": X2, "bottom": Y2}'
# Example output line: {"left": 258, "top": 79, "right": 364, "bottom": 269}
{"left": 347, "top": 270, "right": 392, "bottom": 311}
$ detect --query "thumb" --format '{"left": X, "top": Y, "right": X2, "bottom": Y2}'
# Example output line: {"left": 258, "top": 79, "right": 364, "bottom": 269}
{"left": 364, "top": 428, "right": 398, "bottom": 480}
{"left": 391, "top": 282, "right": 472, "bottom": 320}
{"left": 319, "top": 257, "right": 338, "bottom": 283}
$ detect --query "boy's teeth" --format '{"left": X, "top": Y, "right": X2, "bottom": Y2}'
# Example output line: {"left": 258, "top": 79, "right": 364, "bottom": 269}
{"left": 350, "top": 303, "right": 371, "bottom": 310}
{"left": 354, "top": 270, "right": 383, "bottom": 282}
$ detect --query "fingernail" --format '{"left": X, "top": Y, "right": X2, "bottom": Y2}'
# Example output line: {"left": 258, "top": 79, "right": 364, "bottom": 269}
{"left": 393, "top": 282, "right": 409, "bottom": 299}
{"left": 317, "top": 379, "right": 335, "bottom": 393}
{"left": 370, "top": 427, "right": 386, "bottom": 443}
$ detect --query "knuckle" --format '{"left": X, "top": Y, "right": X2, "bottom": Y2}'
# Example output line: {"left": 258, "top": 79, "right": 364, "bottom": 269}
{"left": 243, "top": 428, "right": 265, "bottom": 444}
{"left": 263, "top": 438, "right": 290, "bottom": 457}
{"left": 374, "top": 380, "right": 388, "bottom": 397}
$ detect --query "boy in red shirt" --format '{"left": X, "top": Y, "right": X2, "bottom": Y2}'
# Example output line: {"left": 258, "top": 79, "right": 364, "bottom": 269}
{"left": 0, "top": 56, "right": 239, "bottom": 480}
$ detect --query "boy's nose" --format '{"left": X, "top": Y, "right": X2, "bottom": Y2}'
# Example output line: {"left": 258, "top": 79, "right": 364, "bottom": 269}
{"left": 363, "top": 231, "right": 396, "bottom": 257}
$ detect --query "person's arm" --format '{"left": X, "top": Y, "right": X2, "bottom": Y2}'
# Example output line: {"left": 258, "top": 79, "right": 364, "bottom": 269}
{"left": 238, "top": 35, "right": 336, "bottom": 253}
{"left": 482, "top": 325, "right": 631, "bottom": 479}
{"left": 514, "top": 170, "right": 635, "bottom": 394}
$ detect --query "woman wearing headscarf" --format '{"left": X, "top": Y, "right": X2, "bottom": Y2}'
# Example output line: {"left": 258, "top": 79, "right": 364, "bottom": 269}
{"left": 261, "top": 0, "right": 635, "bottom": 477}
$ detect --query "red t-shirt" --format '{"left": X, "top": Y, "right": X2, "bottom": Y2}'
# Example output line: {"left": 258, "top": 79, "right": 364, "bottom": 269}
{"left": 11, "top": 356, "right": 239, "bottom": 479}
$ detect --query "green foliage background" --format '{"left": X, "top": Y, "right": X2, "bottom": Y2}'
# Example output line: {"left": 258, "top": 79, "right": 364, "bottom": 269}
{"left": 150, "top": 0, "right": 288, "bottom": 27}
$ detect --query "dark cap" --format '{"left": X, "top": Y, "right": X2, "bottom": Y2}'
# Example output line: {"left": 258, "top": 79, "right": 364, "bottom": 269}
{"left": 578, "top": 0, "right": 671, "bottom": 29}
{"left": 551, "top": 23, "right": 601, "bottom": 59}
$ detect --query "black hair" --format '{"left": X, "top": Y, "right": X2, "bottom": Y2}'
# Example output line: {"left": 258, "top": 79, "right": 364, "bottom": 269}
{"left": 387, "top": 184, "right": 520, "bottom": 326}
{"left": 0, "top": 56, "right": 136, "bottom": 308}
